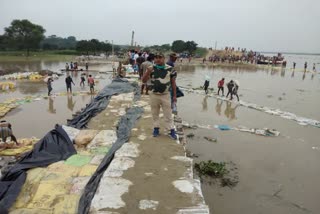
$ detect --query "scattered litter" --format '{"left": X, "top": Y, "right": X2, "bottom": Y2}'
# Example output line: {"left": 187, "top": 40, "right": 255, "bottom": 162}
{"left": 215, "top": 125, "right": 231, "bottom": 131}
{"left": 139, "top": 200, "right": 159, "bottom": 210}
{"left": 204, "top": 136, "right": 217, "bottom": 143}
{"left": 186, "top": 133, "right": 195, "bottom": 138}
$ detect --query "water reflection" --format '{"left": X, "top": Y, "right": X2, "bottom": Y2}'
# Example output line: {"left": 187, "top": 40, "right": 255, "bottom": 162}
{"left": 215, "top": 99, "right": 223, "bottom": 116}
{"left": 281, "top": 68, "right": 285, "bottom": 77}
{"left": 48, "top": 97, "right": 56, "bottom": 114}
{"left": 202, "top": 96, "right": 208, "bottom": 112}
{"left": 291, "top": 71, "right": 295, "bottom": 78}
{"left": 224, "top": 101, "right": 239, "bottom": 120}
{"left": 67, "top": 95, "right": 76, "bottom": 111}
{"left": 302, "top": 72, "right": 306, "bottom": 80}
{"left": 17, "top": 81, "right": 45, "bottom": 94}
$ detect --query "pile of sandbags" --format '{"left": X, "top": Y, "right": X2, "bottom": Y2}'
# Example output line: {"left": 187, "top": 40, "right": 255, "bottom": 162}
{"left": 0, "top": 72, "right": 44, "bottom": 81}
{"left": 0, "top": 82, "right": 16, "bottom": 91}
{"left": 0, "top": 137, "right": 39, "bottom": 156}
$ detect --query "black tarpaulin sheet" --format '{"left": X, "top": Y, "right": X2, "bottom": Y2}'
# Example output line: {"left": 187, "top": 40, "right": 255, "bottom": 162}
{"left": 0, "top": 125, "right": 76, "bottom": 214}
{"left": 78, "top": 106, "right": 144, "bottom": 214}
{"left": 68, "top": 78, "right": 139, "bottom": 129}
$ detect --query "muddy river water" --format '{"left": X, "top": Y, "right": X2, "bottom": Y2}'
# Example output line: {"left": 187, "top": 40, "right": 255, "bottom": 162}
{"left": 1, "top": 54, "right": 320, "bottom": 214}
{"left": 177, "top": 54, "right": 320, "bottom": 214}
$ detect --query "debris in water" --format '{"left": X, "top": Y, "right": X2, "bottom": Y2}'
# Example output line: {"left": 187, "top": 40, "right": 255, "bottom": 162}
{"left": 215, "top": 125, "right": 231, "bottom": 131}
{"left": 220, "top": 177, "right": 238, "bottom": 188}
{"left": 186, "top": 133, "right": 195, "bottom": 138}
{"left": 194, "top": 161, "right": 228, "bottom": 177}
{"left": 204, "top": 136, "right": 217, "bottom": 143}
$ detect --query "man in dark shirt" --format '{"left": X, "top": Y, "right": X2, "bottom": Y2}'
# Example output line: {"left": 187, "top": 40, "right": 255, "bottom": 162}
{"left": 142, "top": 53, "right": 177, "bottom": 140}
{"left": 65, "top": 74, "right": 75, "bottom": 93}
{"left": 136, "top": 53, "right": 146, "bottom": 79}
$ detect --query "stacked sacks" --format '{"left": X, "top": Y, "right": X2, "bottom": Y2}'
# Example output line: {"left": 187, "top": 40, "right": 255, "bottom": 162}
{"left": 0, "top": 137, "right": 39, "bottom": 156}
{"left": 0, "top": 82, "right": 16, "bottom": 91}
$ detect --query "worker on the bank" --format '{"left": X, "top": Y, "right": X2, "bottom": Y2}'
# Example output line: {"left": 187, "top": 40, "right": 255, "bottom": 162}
{"left": 80, "top": 73, "right": 86, "bottom": 87}
{"left": 65, "top": 74, "right": 75, "bottom": 93}
{"left": 203, "top": 79, "right": 210, "bottom": 94}
{"left": 304, "top": 62, "right": 307, "bottom": 72}
{"left": 293, "top": 62, "right": 296, "bottom": 70}
{"left": 47, "top": 76, "right": 53, "bottom": 96}
{"left": 88, "top": 75, "right": 95, "bottom": 94}
{"left": 217, "top": 78, "right": 225, "bottom": 96}
{"left": 142, "top": 52, "right": 177, "bottom": 140}
{"left": 0, "top": 121, "right": 19, "bottom": 145}
{"left": 226, "top": 80, "right": 235, "bottom": 98}
{"left": 141, "top": 54, "right": 155, "bottom": 95}
{"left": 231, "top": 80, "right": 240, "bottom": 101}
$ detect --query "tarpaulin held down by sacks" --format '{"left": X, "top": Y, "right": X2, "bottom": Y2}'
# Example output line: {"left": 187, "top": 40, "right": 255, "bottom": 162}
{"left": 68, "top": 78, "right": 140, "bottom": 129}
{"left": 0, "top": 125, "right": 76, "bottom": 214}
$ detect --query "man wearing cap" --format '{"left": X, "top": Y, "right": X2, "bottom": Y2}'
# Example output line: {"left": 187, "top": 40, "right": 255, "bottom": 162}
{"left": 142, "top": 53, "right": 177, "bottom": 140}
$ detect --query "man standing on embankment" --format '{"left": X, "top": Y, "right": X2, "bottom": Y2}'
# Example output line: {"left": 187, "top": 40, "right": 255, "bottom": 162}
{"left": 142, "top": 53, "right": 177, "bottom": 140}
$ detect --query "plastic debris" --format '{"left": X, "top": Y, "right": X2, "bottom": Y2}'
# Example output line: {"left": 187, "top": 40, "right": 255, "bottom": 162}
{"left": 215, "top": 125, "right": 231, "bottom": 131}
{"left": 204, "top": 136, "right": 217, "bottom": 142}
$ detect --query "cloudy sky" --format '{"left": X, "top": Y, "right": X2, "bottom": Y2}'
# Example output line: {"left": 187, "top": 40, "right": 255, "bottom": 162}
{"left": 0, "top": 0, "right": 319, "bottom": 53}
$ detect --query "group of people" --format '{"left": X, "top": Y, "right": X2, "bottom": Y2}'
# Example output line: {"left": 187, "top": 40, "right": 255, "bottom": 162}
{"left": 65, "top": 62, "right": 89, "bottom": 71}
{"left": 204, "top": 78, "right": 240, "bottom": 101}
{"left": 47, "top": 73, "right": 95, "bottom": 96}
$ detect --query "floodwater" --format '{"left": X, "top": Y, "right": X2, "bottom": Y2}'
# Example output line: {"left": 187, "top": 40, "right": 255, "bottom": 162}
{"left": 1, "top": 55, "right": 320, "bottom": 213}
{"left": 0, "top": 60, "right": 113, "bottom": 138}
{"left": 177, "top": 54, "right": 320, "bottom": 214}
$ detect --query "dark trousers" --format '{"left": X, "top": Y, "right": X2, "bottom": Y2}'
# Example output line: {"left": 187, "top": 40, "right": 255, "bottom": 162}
{"left": 231, "top": 88, "right": 239, "bottom": 101}
{"left": 226, "top": 88, "right": 233, "bottom": 97}
{"left": 67, "top": 84, "right": 72, "bottom": 92}
{"left": 48, "top": 87, "right": 52, "bottom": 96}
{"left": 218, "top": 87, "right": 224, "bottom": 95}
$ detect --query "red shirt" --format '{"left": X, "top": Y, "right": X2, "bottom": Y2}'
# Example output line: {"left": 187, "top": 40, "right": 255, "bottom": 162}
{"left": 218, "top": 80, "right": 224, "bottom": 87}
{"left": 88, "top": 77, "right": 94, "bottom": 84}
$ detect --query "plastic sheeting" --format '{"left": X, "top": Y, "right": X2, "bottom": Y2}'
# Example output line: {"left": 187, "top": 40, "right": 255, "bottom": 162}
{"left": 0, "top": 125, "right": 76, "bottom": 214}
{"left": 78, "top": 106, "right": 143, "bottom": 214}
{"left": 67, "top": 78, "right": 139, "bottom": 129}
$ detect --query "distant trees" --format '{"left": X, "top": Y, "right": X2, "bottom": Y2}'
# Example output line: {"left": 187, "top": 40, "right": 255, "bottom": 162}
{"left": 41, "top": 35, "right": 77, "bottom": 50}
{"left": 3, "top": 19, "right": 45, "bottom": 56}
{"left": 171, "top": 40, "right": 198, "bottom": 55}
{"left": 76, "top": 39, "right": 112, "bottom": 56}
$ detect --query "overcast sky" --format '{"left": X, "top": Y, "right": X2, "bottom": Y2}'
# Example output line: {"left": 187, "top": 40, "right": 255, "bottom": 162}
{"left": 0, "top": 0, "right": 319, "bottom": 53}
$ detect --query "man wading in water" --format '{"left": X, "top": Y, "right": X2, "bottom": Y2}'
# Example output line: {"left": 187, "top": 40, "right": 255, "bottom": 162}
{"left": 65, "top": 74, "right": 75, "bottom": 93}
{"left": 142, "top": 53, "right": 177, "bottom": 140}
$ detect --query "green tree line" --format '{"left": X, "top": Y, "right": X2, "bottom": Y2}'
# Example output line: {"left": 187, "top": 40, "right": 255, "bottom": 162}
{"left": 0, "top": 19, "right": 203, "bottom": 57}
